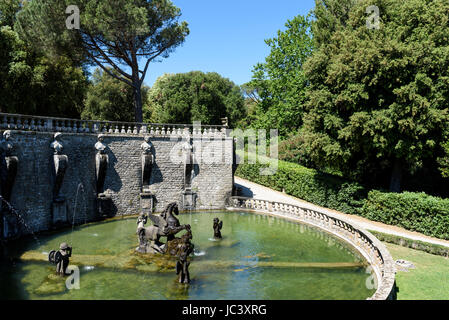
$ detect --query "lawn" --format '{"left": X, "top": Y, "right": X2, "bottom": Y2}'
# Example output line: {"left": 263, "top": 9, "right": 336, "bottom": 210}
{"left": 384, "top": 243, "right": 449, "bottom": 300}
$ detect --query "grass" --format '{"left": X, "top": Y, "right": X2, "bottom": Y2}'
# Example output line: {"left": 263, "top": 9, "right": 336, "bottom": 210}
{"left": 384, "top": 243, "right": 449, "bottom": 300}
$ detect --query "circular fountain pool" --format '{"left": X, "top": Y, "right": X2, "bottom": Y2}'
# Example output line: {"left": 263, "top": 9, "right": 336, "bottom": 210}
{"left": 0, "top": 211, "right": 376, "bottom": 300}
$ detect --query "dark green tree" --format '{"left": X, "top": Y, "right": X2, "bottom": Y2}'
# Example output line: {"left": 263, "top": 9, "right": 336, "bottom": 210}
{"left": 301, "top": 0, "right": 449, "bottom": 192}
{"left": 82, "top": 68, "right": 149, "bottom": 122}
{"left": 15, "top": 0, "right": 189, "bottom": 122}
{"left": 248, "top": 14, "right": 314, "bottom": 137}
{"left": 438, "top": 140, "right": 449, "bottom": 179}
{"left": 146, "top": 71, "right": 246, "bottom": 127}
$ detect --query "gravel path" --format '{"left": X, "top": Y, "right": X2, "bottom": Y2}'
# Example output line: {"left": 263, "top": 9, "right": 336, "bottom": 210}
{"left": 235, "top": 176, "right": 449, "bottom": 248}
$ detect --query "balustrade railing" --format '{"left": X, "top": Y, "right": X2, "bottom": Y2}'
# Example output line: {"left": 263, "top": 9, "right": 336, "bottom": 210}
{"left": 0, "top": 112, "right": 228, "bottom": 137}
{"left": 225, "top": 196, "right": 396, "bottom": 300}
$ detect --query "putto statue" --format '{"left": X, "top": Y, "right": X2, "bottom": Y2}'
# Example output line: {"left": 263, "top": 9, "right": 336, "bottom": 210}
{"left": 2, "top": 130, "right": 14, "bottom": 156}
{"left": 136, "top": 202, "right": 190, "bottom": 254}
{"left": 48, "top": 242, "right": 72, "bottom": 276}
{"left": 50, "top": 132, "right": 69, "bottom": 227}
{"left": 213, "top": 218, "right": 223, "bottom": 239}
{"left": 176, "top": 228, "right": 194, "bottom": 284}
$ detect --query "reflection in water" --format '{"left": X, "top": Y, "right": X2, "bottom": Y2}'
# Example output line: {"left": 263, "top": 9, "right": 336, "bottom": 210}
{"left": 0, "top": 211, "right": 376, "bottom": 300}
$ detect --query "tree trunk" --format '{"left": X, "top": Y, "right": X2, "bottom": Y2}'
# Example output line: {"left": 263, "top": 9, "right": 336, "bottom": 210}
{"left": 389, "top": 158, "right": 402, "bottom": 193}
{"left": 133, "top": 82, "right": 143, "bottom": 123}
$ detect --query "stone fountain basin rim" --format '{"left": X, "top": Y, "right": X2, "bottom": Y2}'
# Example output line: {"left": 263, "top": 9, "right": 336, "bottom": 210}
{"left": 224, "top": 203, "right": 396, "bottom": 301}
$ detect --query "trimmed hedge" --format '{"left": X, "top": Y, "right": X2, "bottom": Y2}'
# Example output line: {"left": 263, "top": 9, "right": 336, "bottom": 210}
{"left": 360, "top": 191, "right": 449, "bottom": 240}
{"left": 235, "top": 158, "right": 366, "bottom": 215}
{"left": 369, "top": 231, "right": 449, "bottom": 257}
{"left": 236, "top": 157, "right": 449, "bottom": 240}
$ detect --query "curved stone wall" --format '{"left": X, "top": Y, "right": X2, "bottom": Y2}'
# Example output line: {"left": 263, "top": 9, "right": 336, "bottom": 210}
{"left": 226, "top": 196, "right": 396, "bottom": 300}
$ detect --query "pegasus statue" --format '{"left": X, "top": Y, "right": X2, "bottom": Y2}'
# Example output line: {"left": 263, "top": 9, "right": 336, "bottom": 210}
{"left": 136, "top": 202, "right": 190, "bottom": 254}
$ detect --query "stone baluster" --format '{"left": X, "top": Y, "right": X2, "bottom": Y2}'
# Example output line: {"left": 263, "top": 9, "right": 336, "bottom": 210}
{"left": 1, "top": 115, "right": 7, "bottom": 129}
{"left": 6, "top": 116, "right": 12, "bottom": 129}
{"left": 44, "top": 118, "right": 52, "bottom": 131}
{"left": 36, "top": 119, "right": 43, "bottom": 131}
{"left": 16, "top": 117, "right": 22, "bottom": 130}
{"left": 22, "top": 117, "right": 29, "bottom": 130}
{"left": 9, "top": 116, "right": 15, "bottom": 129}
{"left": 82, "top": 121, "right": 89, "bottom": 133}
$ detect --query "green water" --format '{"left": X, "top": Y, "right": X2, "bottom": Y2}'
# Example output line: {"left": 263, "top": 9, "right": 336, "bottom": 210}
{"left": 0, "top": 211, "right": 376, "bottom": 300}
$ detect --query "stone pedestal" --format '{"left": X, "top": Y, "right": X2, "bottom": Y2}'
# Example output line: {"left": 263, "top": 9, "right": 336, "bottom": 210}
{"left": 182, "top": 190, "right": 196, "bottom": 210}
{"left": 140, "top": 192, "right": 154, "bottom": 215}
{"left": 52, "top": 198, "right": 68, "bottom": 227}
{"left": 2, "top": 212, "right": 18, "bottom": 239}
{"left": 136, "top": 241, "right": 165, "bottom": 254}
{"left": 97, "top": 193, "right": 113, "bottom": 217}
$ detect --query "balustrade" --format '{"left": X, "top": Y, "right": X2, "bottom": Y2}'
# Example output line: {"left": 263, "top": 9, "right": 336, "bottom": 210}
{"left": 0, "top": 112, "right": 228, "bottom": 138}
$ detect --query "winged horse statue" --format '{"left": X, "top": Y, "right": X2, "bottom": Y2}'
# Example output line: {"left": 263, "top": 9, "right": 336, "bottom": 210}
{"left": 136, "top": 202, "right": 190, "bottom": 254}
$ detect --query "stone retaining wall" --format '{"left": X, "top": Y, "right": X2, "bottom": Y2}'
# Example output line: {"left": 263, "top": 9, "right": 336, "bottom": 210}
{"left": 0, "top": 113, "right": 234, "bottom": 238}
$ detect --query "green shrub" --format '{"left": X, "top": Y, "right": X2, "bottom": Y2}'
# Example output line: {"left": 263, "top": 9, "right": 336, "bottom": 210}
{"left": 360, "top": 191, "right": 449, "bottom": 240}
{"left": 236, "top": 155, "right": 449, "bottom": 240}
{"left": 369, "top": 231, "right": 449, "bottom": 257}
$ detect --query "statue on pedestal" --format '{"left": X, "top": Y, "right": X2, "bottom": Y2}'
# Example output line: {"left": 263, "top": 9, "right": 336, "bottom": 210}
{"left": 176, "top": 228, "right": 194, "bottom": 284}
{"left": 48, "top": 242, "right": 72, "bottom": 276}
{"left": 141, "top": 136, "right": 154, "bottom": 193}
{"left": 136, "top": 202, "right": 190, "bottom": 254}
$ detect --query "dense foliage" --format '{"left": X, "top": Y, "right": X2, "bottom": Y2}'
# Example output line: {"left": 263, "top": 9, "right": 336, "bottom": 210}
{"left": 360, "top": 191, "right": 449, "bottom": 240}
{"left": 247, "top": 15, "right": 313, "bottom": 137}
{"left": 82, "top": 68, "right": 150, "bottom": 122}
{"left": 235, "top": 156, "right": 366, "bottom": 215}
{"left": 15, "top": 0, "right": 189, "bottom": 122}
{"left": 301, "top": 0, "right": 449, "bottom": 191}
{"left": 146, "top": 71, "right": 246, "bottom": 126}
{"left": 0, "top": 1, "right": 88, "bottom": 118}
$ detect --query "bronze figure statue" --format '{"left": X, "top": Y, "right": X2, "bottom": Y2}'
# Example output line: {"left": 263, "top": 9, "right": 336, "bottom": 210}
{"left": 176, "top": 226, "right": 194, "bottom": 284}
{"left": 136, "top": 202, "right": 190, "bottom": 254}
{"left": 48, "top": 242, "right": 72, "bottom": 276}
{"left": 213, "top": 217, "right": 223, "bottom": 239}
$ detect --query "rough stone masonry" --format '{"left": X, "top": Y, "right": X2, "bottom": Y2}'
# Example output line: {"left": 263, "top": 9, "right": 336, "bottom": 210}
{"left": 1, "top": 130, "right": 234, "bottom": 238}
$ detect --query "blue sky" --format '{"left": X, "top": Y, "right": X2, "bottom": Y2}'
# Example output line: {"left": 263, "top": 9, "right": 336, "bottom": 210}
{"left": 142, "top": 0, "right": 316, "bottom": 87}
